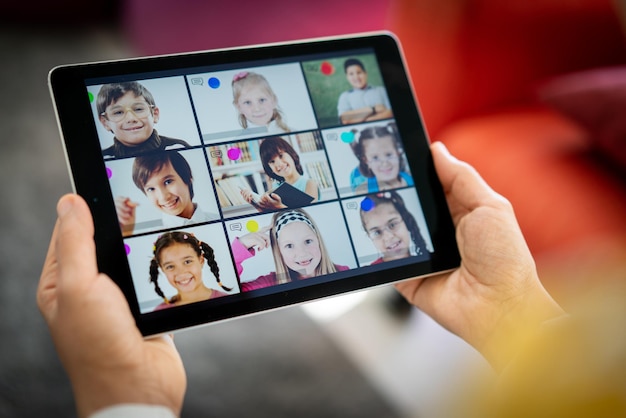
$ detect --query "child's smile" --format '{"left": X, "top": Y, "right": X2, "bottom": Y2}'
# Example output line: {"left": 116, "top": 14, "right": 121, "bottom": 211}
{"left": 362, "top": 203, "right": 410, "bottom": 261}
{"left": 277, "top": 221, "right": 321, "bottom": 278}
{"left": 346, "top": 65, "right": 368, "bottom": 90}
{"left": 159, "top": 243, "right": 204, "bottom": 294}
{"left": 364, "top": 136, "right": 401, "bottom": 183}
{"left": 142, "top": 161, "right": 194, "bottom": 218}
{"left": 100, "top": 91, "right": 159, "bottom": 147}
{"left": 236, "top": 85, "right": 277, "bottom": 126}
{"left": 268, "top": 151, "right": 296, "bottom": 180}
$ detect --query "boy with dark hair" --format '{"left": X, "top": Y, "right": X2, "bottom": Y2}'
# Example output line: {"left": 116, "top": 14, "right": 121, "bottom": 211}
{"left": 98, "top": 81, "right": 190, "bottom": 158}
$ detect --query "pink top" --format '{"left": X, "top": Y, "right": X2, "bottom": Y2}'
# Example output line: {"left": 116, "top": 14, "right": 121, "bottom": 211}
{"left": 231, "top": 238, "right": 349, "bottom": 292}
{"left": 153, "top": 289, "right": 229, "bottom": 311}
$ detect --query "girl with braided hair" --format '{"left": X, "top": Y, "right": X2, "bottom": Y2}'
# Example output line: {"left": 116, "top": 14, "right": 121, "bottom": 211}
{"left": 150, "top": 231, "right": 233, "bottom": 310}
{"left": 359, "top": 191, "right": 430, "bottom": 264}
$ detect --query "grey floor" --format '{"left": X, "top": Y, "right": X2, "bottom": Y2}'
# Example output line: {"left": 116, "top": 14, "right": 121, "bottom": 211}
{"left": 0, "top": 23, "right": 492, "bottom": 418}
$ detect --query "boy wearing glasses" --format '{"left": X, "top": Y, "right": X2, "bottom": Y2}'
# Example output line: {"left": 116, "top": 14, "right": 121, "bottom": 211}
{"left": 97, "top": 81, "right": 190, "bottom": 158}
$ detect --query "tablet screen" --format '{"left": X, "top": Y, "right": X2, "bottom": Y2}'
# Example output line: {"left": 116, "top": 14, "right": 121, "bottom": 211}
{"left": 50, "top": 33, "right": 459, "bottom": 335}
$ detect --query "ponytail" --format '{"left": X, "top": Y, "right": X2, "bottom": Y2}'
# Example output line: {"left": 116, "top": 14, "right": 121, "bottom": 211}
{"left": 150, "top": 231, "right": 232, "bottom": 302}
{"left": 199, "top": 240, "right": 232, "bottom": 292}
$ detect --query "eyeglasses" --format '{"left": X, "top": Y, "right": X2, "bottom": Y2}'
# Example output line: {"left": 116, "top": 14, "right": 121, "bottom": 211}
{"left": 366, "top": 219, "right": 405, "bottom": 240}
{"left": 366, "top": 154, "right": 399, "bottom": 166}
{"left": 101, "top": 102, "right": 154, "bottom": 122}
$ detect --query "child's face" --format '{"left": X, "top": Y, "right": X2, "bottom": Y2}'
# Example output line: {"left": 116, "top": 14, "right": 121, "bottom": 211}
{"left": 267, "top": 150, "right": 296, "bottom": 179}
{"left": 277, "top": 221, "right": 321, "bottom": 278}
{"left": 361, "top": 202, "right": 410, "bottom": 261}
{"left": 159, "top": 243, "right": 205, "bottom": 295}
{"left": 142, "top": 161, "right": 194, "bottom": 218}
{"left": 235, "top": 85, "right": 277, "bottom": 126}
{"left": 363, "top": 136, "right": 400, "bottom": 182}
{"left": 99, "top": 91, "right": 159, "bottom": 147}
{"left": 345, "top": 65, "right": 368, "bottom": 90}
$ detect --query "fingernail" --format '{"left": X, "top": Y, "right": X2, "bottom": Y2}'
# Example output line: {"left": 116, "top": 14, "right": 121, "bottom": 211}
{"left": 433, "top": 141, "right": 450, "bottom": 154}
{"left": 57, "top": 196, "right": 74, "bottom": 218}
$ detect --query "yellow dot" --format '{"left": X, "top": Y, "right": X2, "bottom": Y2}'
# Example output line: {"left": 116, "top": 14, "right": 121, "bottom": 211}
{"left": 246, "top": 220, "right": 259, "bottom": 232}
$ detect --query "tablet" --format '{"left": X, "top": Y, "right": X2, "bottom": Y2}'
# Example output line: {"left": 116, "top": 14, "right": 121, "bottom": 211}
{"left": 49, "top": 32, "right": 460, "bottom": 336}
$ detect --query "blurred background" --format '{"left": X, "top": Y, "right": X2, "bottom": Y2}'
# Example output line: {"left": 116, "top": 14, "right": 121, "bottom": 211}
{"left": 1, "top": 0, "right": 625, "bottom": 416}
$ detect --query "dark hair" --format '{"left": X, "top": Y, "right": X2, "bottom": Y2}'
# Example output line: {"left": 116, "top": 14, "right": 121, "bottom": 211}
{"left": 96, "top": 81, "right": 156, "bottom": 116}
{"left": 132, "top": 151, "right": 194, "bottom": 199}
{"left": 351, "top": 123, "right": 405, "bottom": 177}
{"left": 344, "top": 58, "right": 366, "bottom": 73}
{"left": 149, "top": 231, "right": 231, "bottom": 304}
{"left": 259, "top": 136, "right": 303, "bottom": 182}
{"left": 360, "top": 191, "right": 428, "bottom": 255}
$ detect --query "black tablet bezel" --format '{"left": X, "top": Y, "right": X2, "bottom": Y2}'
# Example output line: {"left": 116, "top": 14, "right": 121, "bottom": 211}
{"left": 49, "top": 32, "right": 460, "bottom": 336}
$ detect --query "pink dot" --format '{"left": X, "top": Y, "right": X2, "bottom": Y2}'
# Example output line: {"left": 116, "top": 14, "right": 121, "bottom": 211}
{"left": 227, "top": 147, "right": 242, "bottom": 161}
{"left": 124, "top": 244, "right": 131, "bottom": 255}
{"left": 106, "top": 167, "right": 113, "bottom": 179}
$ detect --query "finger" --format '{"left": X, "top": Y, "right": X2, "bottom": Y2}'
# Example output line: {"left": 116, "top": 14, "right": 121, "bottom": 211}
{"left": 54, "top": 194, "right": 98, "bottom": 292}
{"left": 431, "top": 142, "right": 506, "bottom": 213}
{"left": 258, "top": 225, "right": 272, "bottom": 234}
{"left": 37, "top": 217, "right": 62, "bottom": 317}
{"left": 269, "top": 193, "right": 282, "bottom": 204}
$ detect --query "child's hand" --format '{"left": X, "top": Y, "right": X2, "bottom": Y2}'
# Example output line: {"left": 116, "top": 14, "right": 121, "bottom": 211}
{"left": 240, "top": 188, "right": 254, "bottom": 203}
{"left": 114, "top": 196, "right": 138, "bottom": 236}
{"left": 257, "top": 192, "right": 286, "bottom": 210}
{"left": 239, "top": 226, "right": 272, "bottom": 251}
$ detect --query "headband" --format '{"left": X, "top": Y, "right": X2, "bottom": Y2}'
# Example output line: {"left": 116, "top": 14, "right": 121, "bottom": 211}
{"left": 274, "top": 211, "right": 315, "bottom": 238}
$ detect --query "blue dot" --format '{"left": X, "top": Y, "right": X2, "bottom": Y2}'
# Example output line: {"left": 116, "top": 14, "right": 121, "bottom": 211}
{"left": 360, "top": 197, "right": 375, "bottom": 212}
{"left": 208, "top": 77, "right": 221, "bottom": 89}
{"left": 340, "top": 131, "right": 354, "bottom": 143}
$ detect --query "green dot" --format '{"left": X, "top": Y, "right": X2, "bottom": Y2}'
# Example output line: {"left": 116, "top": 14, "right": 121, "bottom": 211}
{"left": 88, "top": 92, "right": 94, "bottom": 102}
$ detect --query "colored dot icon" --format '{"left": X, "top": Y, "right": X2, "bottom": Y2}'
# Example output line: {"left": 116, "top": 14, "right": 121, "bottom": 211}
{"left": 360, "top": 197, "right": 375, "bottom": 212}
{"left": 227, "top": 147, "right": 242, "bottom": 161}
{"left": 88, "top": 92, "right": 94, "bottom": 102}
{"left": 124, "top": 244, "right": 131, "bottom": 255}
{"left": 208, "top": 77, "right": 220, "bottom": 89}
{"left": 246, "top": 220, "right": 259, "bottom": 233}
{"left": 106, "top": 167, "right": 113, "bottom": 179}
{"left": 340, "top": 131, "right": 355, "bottom": 143}
{"left": 320, "top": 61, "right": 335, "bottom": 75}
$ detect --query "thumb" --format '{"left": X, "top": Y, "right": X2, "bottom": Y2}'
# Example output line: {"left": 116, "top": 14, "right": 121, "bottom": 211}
{"left": 55, "top": 194, "right": 99, "bottom": 291}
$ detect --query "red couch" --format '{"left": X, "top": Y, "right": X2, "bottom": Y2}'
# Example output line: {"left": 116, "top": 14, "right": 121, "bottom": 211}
{"left": 124, "top": 0, "right": 626, "bottom": 302}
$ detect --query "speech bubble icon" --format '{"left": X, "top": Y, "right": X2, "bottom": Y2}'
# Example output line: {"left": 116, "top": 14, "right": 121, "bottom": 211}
{"left": 210, "top": 149, "right": 223, "bottom": 159}
{"left": 246, "top": 220, "right": 259, "bottom": 233}
{"left": 340, "top": 131, "right": 355, "bottom": 143}
{"left": 190, "top": 77, "right": 203, "bottom": 86}
{"left": 208, "top": 77, "right": 221, "bottom": 89}
{"left": 230, "top": 223, "right": 242, "bottom": 232}
{"left": 326, "top": 132, "right": 338, "bottom": 141}
{"left": 346, "top": 201, "right": 358, "bottom": 210}
{"left": 227, "top": 147, "right": 242, "bottom": 161}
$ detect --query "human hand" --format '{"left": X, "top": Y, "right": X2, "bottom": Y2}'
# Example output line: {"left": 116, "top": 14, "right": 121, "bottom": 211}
{"left": 256, "top": 192, "right": 286, "bottom": 210}
{"left": 238, "top": 225, "right": 272, "bottom": 251}
{"left": 37, "top": 194, "right": 186, "bottom": 418}
{"left": 114, "top": 196, "right": 137, "bottom": 236}
{"left": 395, "top": 142, "right": 565, "bottom": 371}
